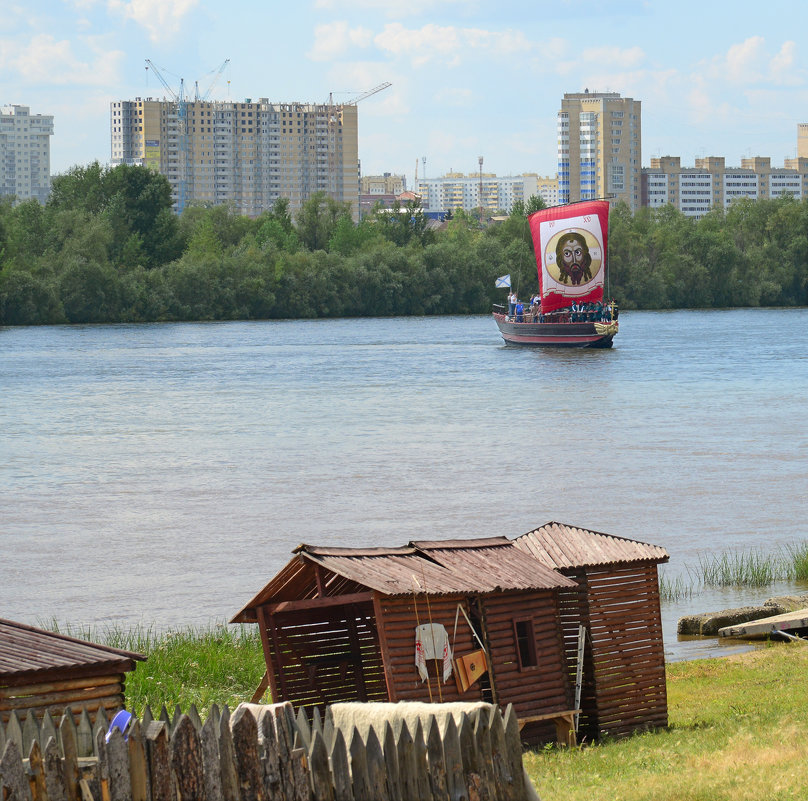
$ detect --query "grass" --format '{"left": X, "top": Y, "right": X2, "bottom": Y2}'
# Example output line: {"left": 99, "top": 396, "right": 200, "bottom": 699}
{"left": 658, "top": 541, "right": 808, "bottom": 602}
{"left": 527, "top": 642, "right": 808, "bottom": 801}
{"left": 46, "top": 621, "right": 267, "bottom": 714}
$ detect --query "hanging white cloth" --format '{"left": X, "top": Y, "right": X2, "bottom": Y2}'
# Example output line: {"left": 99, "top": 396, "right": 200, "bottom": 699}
{"left": 414, "top": 623, "right": 453, "bottom": 683}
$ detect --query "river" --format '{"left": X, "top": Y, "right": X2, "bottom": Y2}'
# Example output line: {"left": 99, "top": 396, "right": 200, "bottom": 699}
{"left": 2, "top": 309, "right": 807, "bottom": 661}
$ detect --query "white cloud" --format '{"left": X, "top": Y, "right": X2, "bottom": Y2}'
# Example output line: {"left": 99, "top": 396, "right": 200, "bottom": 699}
{"left": 0, "top": 34, "right": 124, "bottom": 86}
{"left": 769, "top": 40, "right": 801, "bottom": 86}
{"left": 314, "top": 0, "right": 469, "bottom": 14}
{"left": 374, "top": 22, "right": 531, "bottom": 67}
{"left": 107, "top": 0, "right": 199, "bottom": 42}
{"left": 308, "top": 21, "right": 374, "bottom": 62}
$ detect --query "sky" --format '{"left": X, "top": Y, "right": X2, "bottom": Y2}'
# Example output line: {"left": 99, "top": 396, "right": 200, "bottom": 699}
{"left": 3, "top": 0, "right": 808, "bottom": 189}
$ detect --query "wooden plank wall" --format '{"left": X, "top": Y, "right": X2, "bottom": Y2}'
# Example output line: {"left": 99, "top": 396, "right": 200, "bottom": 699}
{"left": 586, "top": 563, "right": 668, "bottom": 738}
{"left": 376, "top": 595, "right": 482, "bottom": 704}
{"left": 482, "top": 590, "right": 572, "bottom": 744}
{"left": 555, "top": 572, "right": 600, "bottom": 742}
{"left": 263, "top": 602, "right": 388, "bottom": 712}
{"left": 0, "top": 674, "right": 126, "bottom": 725}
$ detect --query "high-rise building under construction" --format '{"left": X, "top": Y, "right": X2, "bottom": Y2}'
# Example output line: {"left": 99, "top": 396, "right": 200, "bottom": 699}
{"left": 110, "top": 97, "right": 359, "bottom": 218}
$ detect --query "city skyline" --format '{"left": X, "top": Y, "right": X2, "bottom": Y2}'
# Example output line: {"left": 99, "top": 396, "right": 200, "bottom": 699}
{"left": 3, "top": 0, "right": 808, "bottom": 189}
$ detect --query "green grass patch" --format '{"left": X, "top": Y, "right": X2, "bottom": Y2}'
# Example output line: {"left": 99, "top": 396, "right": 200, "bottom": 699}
{"left": 45, "top": 621, "right": 268, "bottom": 714}
{"left": 527, "top": 643, "right": 808, "bottom": 801}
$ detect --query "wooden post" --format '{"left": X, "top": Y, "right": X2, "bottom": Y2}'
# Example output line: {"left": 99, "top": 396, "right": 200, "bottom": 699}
{"left": 216, "top": 709, "right": 240, "bottom": 801}
{"left": 308, "top": 731, "right": 333, "bottom": 801}
{"left": 502, "top": 707, "right": 525, "bottom": 801}
{"left": 96, "top": 727, "right": 111, "bottom": 801}
{"left": 144, "top": 721, "right": 174, "bottom": 801}
{"left": 1, "top": 740, "right": 32, "bottom": 801}
{"left": 23, "top": 711, "right": 40, "bottom": 759}
{"left": 441, "top": 716, "right": 464, "bottom": 801}
{"left": 371, "top": 593, "right": 396, "bottom": 702}
{"left": 363, "top": 729, "right": 388, "bottom": 801}
{"left": 199, "top": 716, "right": 221, "bottom": 801}
{"left": 328, "top": 730, "right": 352, "bottom": 801}
{"left": 27, "top": 739, "right": 48, "bottom": 801}
{"left": 381, "top": 723, "right": 401, "bottom": 801}
{"left": 229, "top": 707, "right": 264, "bottom": 801}
{"left": 59, "top": 711, "right": 80, "bottom": 801}
{"left": 395, "top": 722, "right": 417, "bottom": 801}
{"left": 127, "top": 720, "right": 150, "bottom": 801}
{"left": 105, "top": 727, "right": 132, "bottom": 801}
{"left": 348, "top": 729, "right": 371, "bottom": 801}
{"left": 256, "top": 707, "right": 281, "bottom": 799}
{"left": 473, "top": 712, "right": 493, "bottom": 801}
{"left": 425, "top": 718, "right": 448, "bottom": 801}
{"left": 411, "top": 720, "right": 432, "bottom": 801}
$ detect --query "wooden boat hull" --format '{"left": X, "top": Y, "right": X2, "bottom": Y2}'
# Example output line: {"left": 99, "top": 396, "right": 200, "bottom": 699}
{"left": 493, "top": 313, "right": 617, "bottom": 348}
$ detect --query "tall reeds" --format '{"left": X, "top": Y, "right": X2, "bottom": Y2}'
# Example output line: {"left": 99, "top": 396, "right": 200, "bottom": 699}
{"left": 659, "top": 541, "right": 808, "bottom": 602}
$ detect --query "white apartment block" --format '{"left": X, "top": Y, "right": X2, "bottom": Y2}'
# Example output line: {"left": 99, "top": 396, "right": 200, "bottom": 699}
{"left": 642, "top": 156, "right": 808, "bottom": 218}
{"left": 111, "top": 97, "right": 359, "bottom": 219}
{"left": 557, "top": 91, "right": 641, "bottom": 212}
{"left": 415, "top": 173, "right": 539, "bottom": 214}
{"left": 0, "top": 105, "right": 53, "bottom": 204}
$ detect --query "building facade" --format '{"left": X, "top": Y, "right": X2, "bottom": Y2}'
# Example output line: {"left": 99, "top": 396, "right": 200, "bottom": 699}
{"left": 415, "top": 173, "right": 539, "bottom": 214}
{"left": 642, "top": 156, "right": 808, "bottom": 218}
{"left": 557, "top": 91, "right": 641, "bottom": 211}
{"left": 110, "top": 97, "right": 359, "bottom": 219}
{"left": 0, "top": 105, "right": 53, "bottom": 204}
{"left": 536, "top": 175, "right": 560, "bottom": 207}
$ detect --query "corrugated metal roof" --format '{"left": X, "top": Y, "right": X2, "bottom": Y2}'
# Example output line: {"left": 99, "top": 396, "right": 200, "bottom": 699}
{"left": 513, "top": 522, "right": 669, "bottom": 569}
{"left": 411, "top": 538, "right": 577, "bottom": 591}
{"left": 0, "top": 619, "right": 145, "bottom": 683}
{"left": 231, "top": 537, "right": 577, "bottom": 622}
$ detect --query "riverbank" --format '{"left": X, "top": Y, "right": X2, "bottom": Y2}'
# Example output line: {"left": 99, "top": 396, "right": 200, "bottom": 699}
{"left": 529, "top": 642, "right": 808, "bottom": 801}
{"left": 107, "top": 624, "right": 808, "bottom": 801}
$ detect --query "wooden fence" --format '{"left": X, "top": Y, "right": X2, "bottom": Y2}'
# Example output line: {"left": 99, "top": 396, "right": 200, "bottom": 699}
{"left": 0, "top": 701, "right": 535, "bottom": 801}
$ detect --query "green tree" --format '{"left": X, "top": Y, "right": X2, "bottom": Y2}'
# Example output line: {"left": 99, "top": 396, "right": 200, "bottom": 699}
{"left": 295, "top": 192, "right": 352, "bottom": 251}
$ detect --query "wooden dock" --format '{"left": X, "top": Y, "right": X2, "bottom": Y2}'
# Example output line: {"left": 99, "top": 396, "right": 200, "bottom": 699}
{"left": 718, "top": 607, "right": 808, "bottom": 639}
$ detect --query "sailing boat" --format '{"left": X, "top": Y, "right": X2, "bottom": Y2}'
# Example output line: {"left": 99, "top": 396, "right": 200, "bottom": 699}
{"left": 493, "top": 200, "right": 619, "bottom": 347}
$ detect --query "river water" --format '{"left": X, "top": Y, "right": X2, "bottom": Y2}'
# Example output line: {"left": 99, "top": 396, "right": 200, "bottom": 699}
{"left": 2, "top": 309, "right": 807, "bottom": 661}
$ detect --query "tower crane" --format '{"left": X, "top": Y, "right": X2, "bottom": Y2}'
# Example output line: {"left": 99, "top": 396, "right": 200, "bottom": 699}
{"left": 194, "top": 59, "right": 230, "bottom": 102}
{"left": 344, "top": 82, "right": 392, "bottom": 105}
{"left": 145, "top": 59, "right": 190, "bottom": 213}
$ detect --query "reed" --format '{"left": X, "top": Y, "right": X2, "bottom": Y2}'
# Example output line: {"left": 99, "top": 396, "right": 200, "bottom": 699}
{"left": 659, "top": 541, "right": 808, "bottom": 600}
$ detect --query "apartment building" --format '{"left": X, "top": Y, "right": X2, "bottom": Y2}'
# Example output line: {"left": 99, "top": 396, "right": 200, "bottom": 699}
{"left": 110, "top": 97, "right": 359, "bottom": 219}
{"left": 557, "top": 91, "right": 641, "bottom": 211}
{"left": 0, "top": 105, "right": 53, "bottom": 204}
{"left": 642, "top": 156, "right": 808, "bottom": 218}
{"left": 415, "top": 173, "right": 539, "bottom": 214}
{"left": 536, "top": 175, "right": 560, "bottom": 207}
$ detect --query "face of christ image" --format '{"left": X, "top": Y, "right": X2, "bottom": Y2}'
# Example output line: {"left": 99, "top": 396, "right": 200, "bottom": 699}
{"left": 556, "top": 233, "right": 592, "bottom": 285}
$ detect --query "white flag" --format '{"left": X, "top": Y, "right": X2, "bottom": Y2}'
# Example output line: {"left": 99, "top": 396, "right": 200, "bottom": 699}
{"left": 495, "top": 274, "right": 511, "bottom": 288}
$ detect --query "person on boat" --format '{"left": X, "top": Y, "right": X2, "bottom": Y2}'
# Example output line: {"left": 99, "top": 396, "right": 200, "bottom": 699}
{"left": 556, "top": 233, "right": 593, "bottom": 286}
{"left": 508, "top": 291, "right": 517, "bottom": 318}
{"left": 515, "top": 301, "right": 524, "bottom": 322}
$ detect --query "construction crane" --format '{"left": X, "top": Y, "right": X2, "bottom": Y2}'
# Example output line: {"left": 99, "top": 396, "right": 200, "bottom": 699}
{"left": 344, "top": 82, "right": 391, "bottom": 105}
{"left": 194, "top": 59, "right": 230, "bottom": 102}
{"left": 145, "top": 59, "right": 190, "bottom": 213}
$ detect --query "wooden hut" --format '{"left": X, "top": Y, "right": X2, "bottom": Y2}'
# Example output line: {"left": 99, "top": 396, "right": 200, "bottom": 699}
{"left": 0, "top": 618, "right": 145, "bottom": 723}
{"left": 513, "top": 522, "right": 669, "bottom": 741}
{"left": 231, "top": 536, "right": 581, "bottom": 744}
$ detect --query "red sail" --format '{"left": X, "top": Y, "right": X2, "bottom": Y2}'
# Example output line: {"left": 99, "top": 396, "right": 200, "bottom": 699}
{"left": 528, "top": 201, "right": 609, "bottom": 314}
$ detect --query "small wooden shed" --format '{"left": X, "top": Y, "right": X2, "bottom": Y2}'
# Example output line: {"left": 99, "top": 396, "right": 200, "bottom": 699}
{"left": 231, "top": 537, "right": 580, "bottom": 744}
{"left": 513, "top": 522, "right": 669, "bottom": 741}
{"left": 0, "top": 618, "right": 145, "bottom": 723}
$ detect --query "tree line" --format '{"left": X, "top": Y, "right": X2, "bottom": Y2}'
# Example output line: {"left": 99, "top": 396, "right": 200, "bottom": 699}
{"left": 0, "top": 162, "right": 806, "bottom": 325}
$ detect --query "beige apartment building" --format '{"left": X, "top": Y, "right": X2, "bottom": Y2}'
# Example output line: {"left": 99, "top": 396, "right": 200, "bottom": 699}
{"left": 557, "top": 91, "right": 641, "bottom": 211}
{"left": 642, "top": 156, "right": 808, "bottom": 218}
{"left": 0, "top": 105, "right": 53, "bottom": 204}
{"left": 110, "top": 97, "right": 359, "bottom": 219}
